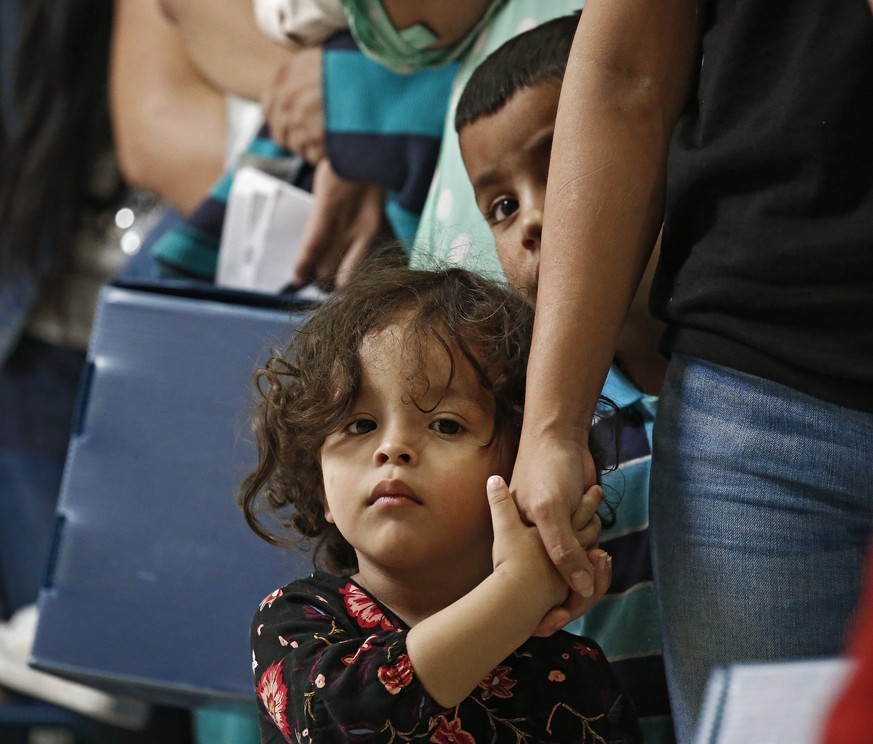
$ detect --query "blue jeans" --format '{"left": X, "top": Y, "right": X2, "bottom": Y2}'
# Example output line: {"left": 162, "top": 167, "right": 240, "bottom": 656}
{"left": 650, "top": 354, "right": 873, "bottom": 743}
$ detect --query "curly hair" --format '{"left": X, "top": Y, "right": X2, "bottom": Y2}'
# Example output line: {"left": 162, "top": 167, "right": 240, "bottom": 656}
{"left": 239, "top": 259, "right": 612, "bottom": 575}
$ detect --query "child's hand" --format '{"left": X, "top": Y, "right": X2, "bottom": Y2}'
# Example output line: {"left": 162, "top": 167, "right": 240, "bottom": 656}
{"left": 532, "top": 548, "right": 611, "bottom": 637}
{"left": 406, "top": 477, "right": 607, "bottom": 708}
{"left": 487, "top": 475, "right": 568, "bottom": 614}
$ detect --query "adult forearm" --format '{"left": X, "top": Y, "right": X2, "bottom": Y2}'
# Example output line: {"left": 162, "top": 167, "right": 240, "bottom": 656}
{"left": 110, "top": 0, "right": 226, "bottom": 214}
{"left": 523, "top": 0, "right": 699, "bottom": 444}
{"left": 161, "top": 0, "right": 291, "bottom": 101}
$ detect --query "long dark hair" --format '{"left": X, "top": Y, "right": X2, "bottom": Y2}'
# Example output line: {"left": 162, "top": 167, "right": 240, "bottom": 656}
{"left": 0, "top": 0, "right": 126, "bottom": 283}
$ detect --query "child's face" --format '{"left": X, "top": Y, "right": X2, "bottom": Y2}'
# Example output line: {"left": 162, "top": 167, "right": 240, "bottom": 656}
{"left": 459, "top": 80, "right": 562, "bottom": 303}
{"left": 319, "top": 323, "right": 514, "bottom": 579}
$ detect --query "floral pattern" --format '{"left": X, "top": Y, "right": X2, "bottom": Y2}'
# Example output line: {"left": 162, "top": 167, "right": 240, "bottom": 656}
{"left": 340, "top": 582, "right": 396, "bottom": 630}
{"left": 478, "top": 665, "right": 516, "bottom": 700}
{"left": 574, "top": 641, "right": 601, "bottom": 661}
{"left": 429, "top": 715, "right": 476, "bottom": 744}
{"left": 256, "top": 660, "right": 292, "bottom": 740}
{"left": 378, "top": 653, "right": 414, "bottom": 695}
{"left": 250, "top": 572, "right": 642, "bottom": 743}
{"left": 260, "top": 588, "right": 284, "bottom": 611}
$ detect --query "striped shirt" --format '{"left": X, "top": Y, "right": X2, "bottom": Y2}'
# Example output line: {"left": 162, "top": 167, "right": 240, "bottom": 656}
{"left": 565, "top": 364, "right": 675, "bottom": 744}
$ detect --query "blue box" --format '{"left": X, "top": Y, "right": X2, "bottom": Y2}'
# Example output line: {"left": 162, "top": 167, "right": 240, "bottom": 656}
{"left": 31, "top": 281, "right": 316, "bottom": 706}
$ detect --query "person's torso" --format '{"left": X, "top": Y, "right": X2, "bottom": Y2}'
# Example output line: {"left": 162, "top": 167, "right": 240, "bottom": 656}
{"left": 655, "top": 0, "right": 873, "bottom": 411}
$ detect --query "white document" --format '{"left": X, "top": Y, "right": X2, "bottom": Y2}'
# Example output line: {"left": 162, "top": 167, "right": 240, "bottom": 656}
{"left": 694, "top": 658, "right": 852, "bottom": 744}
{"left": 217, "top": 166, "right": 317, "bottom": 294}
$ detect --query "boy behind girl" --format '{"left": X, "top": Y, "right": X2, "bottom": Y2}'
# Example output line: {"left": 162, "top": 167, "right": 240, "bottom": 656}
{"left": 456, "top": 14, "right": 674, "bottom": 743}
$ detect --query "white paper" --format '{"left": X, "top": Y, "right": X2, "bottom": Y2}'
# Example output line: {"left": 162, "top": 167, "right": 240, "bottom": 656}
{"left": 217, "top": 166, "right": 318, "bottom": 294}
{"left": 694, "top": 658, "right": 852, "bottom": 744}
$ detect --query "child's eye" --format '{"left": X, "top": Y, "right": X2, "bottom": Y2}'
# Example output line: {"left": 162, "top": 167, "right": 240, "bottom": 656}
{"left": 430, "top": 419, "right": 462, "bottom": 435}
{"left": 487, "top": 197, "right": 519, "bottom": 225}
{"left": 345, "top": 419, "right": 376, "bottom": 435}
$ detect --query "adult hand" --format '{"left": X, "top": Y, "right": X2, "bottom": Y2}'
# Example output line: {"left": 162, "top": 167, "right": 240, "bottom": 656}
{"left": 531, "top": 484, "right": 608, "bottom": 636}
{"left": 262, "top": 45, "right": 325, "bottom": 165}
{"left": 510, "top": 435, "right": 601, "bottom": 627}
{"left": 489, "top": 476, "right": 609, "bottom": 638}
{"left": 293, "top": 159, "right": 385, "bottom": 289}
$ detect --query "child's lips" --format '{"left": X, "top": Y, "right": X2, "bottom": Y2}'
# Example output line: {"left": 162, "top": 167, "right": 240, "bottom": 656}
{"left": 368, "top": 479, "right": 421, "bottom": 506}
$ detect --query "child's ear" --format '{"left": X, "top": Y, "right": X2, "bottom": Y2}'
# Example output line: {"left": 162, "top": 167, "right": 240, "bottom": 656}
{"left": 323, "top": 492, "right": 335, "bottom": 524}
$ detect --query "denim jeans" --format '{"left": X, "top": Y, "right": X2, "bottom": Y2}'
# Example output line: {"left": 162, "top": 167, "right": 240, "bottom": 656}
{"left": 650, "top": 354, "right": 873, "bottom": 743}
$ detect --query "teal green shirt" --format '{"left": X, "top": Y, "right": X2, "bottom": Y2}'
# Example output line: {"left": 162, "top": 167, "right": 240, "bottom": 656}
{"left": 409, "top": 1, "right": 584, "bottom": 279}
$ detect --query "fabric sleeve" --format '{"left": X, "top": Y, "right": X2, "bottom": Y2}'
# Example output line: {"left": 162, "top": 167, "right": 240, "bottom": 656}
{"left": 253, "top": 0, "right": 347, "bottom": 47}
{"left": 321, "top": 33, "right": 455, "bottom": 221}
{"left": 251, "top": 581, "right": 444, "bottom": 743}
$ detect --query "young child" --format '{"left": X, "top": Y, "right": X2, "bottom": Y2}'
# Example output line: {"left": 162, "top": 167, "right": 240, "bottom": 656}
{"left": 241, "top": 262, "right": 642, "bottom": 743}
{"left": 456, "top": 14, "right": 674, "bottom": 743}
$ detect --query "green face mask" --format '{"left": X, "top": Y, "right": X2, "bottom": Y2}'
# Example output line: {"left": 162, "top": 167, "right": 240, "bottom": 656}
{"left": 342, "top": 0, "right": 509, "bottom": 72}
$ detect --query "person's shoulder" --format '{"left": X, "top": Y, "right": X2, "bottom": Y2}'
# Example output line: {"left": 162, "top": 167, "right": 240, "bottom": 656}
{"left": 251, "top": 571, "right": 344, "bottom": 622}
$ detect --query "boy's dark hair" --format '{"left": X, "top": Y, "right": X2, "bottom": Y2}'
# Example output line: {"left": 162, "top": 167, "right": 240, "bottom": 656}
{"left": 239, "top": 257, "right": 537, "bottom": 574}
{"left": 454, "top": 12, "right": 580, "bottom": 133}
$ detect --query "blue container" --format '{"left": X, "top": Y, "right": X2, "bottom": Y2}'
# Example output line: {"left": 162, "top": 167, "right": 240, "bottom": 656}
{"left": 31, "top": 281, "right": 315, "bottom": 707}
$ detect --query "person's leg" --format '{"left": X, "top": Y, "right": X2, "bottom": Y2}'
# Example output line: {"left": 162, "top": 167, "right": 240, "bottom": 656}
{"left": 0, "top": 338, "right": 85, "bottom": 616}
{"left": 650, "top": 354, "right": 873, "bottom": 743}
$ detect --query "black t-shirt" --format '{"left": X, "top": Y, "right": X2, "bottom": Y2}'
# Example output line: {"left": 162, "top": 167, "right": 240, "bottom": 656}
{"left": 653, "top": 0, "right": 873, "bottom": 411}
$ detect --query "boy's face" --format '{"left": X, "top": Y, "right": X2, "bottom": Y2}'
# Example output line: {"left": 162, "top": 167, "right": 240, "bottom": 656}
{"left": 459, "top": 80, "right": 562, "bottom": 303}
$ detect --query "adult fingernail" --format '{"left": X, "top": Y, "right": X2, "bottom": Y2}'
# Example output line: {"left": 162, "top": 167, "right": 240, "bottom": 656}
{"left": 571, "top": 570, "right": 594, "bottom": 597}
{"left": 598, "top": 553, "right": 612, "bottom": 571}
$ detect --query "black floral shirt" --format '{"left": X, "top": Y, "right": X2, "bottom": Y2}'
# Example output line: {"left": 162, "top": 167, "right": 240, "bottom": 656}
{"left": 251, "top": 571, "right": 642, "bottom": 743}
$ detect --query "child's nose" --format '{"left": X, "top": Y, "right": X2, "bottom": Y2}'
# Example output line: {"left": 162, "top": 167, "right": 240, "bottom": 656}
{"left": 521, "top": 208, "right": 543, "bottom": 251}
{"left": 373, "top": 436, "right": 417, "bottom": 466}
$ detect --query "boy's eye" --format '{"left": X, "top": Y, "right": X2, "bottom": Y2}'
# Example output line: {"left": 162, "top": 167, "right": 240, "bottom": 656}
{"left": 430, "top": 419, "right": 462, "bottom": 435}
{"left": 346, "top": 419, "right": 376, "bottom": 435}
{"left": 487, "top": 197, "right": 519, "bottom": 225}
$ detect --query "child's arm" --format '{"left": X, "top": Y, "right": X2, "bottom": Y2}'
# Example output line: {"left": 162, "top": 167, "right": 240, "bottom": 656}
{"left": 405, "top": 476, "right": 611, "bottom": 708}
{"left": 251, "top": 483, "right": 611, "bottom": 739}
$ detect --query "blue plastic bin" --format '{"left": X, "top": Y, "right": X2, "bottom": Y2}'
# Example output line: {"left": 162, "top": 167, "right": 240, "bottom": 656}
{"left": 31, "top": 280, "right": 316, "bottom": 707}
